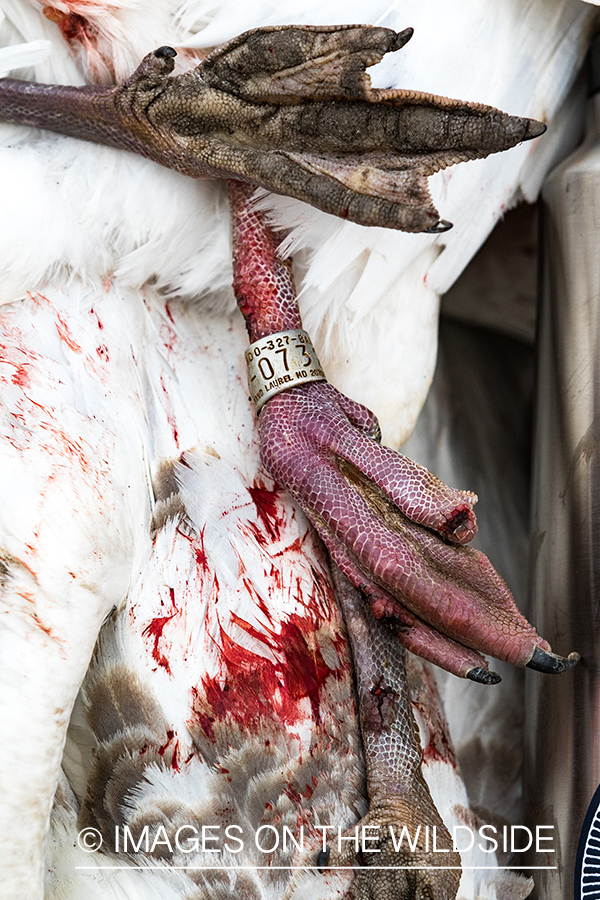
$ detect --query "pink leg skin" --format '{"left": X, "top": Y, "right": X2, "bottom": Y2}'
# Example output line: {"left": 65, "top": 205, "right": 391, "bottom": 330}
{"left": 313, "top": 515, "right": 497, "bottom": 683}
{"left": 229, "top": 180, "right": 579, "bottom": 680}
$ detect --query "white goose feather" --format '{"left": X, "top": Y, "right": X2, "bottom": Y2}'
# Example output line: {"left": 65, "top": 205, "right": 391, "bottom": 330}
{"left": 0, "top": 1, "right": 596, "bottom": 898}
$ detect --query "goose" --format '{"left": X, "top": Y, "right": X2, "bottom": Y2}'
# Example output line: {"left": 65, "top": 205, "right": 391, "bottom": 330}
{"left": 0, "top": 1, "right": 596, "bottom": 898}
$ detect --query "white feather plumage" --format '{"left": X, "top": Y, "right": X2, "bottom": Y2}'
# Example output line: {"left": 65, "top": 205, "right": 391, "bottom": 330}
{"left": 0, "top": 0, "right": 594, "bottom": 441}
{"left": 0, "top": 1, "right": 596, "bottom": 898}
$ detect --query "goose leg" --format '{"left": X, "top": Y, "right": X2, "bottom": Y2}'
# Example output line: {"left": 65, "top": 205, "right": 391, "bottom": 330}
{"left": 328, "top": 565, "right": 461, "bottom": 900}
{"left": 0, "top": 25, "right": 546, "bottom": 233}
{"left": 228, "top": 179, "right": 578, "bottom": 680}
{"left": 0, "top": 32, "right": 563, "bottom": 683}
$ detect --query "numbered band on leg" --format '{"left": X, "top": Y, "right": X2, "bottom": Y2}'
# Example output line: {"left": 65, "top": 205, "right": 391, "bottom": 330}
{"left": 246, "top": 329, "right": 327, "bottom": 413}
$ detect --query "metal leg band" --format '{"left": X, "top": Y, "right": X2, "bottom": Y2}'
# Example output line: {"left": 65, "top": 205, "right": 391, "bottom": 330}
{"left": 245, "top": 329, "right": 326, "bottom": 413}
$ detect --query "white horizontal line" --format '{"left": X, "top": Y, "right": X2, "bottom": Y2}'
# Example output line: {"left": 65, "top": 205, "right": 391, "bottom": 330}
{"left": 74, "top": 865, "right": 558, "bottom": 871}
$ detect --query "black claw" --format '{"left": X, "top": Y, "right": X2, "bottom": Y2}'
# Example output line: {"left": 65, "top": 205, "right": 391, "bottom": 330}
{"left": 522, "top": 119, "right": 547, "bottom": 141}
{"left": 466, "top": 667, "right": 502, "bottom": 685}
{"left": 316, "top": 847, "right": 330, "bottom": 872}
{"left": 392, "top": 28, "right": 414, "bottom": 51}
{"left": 425, "top": 219, "right": 453, "bottom": 234}
{"left": 526, "top": 646, "right": 580, "bottom": 674}
{"left": 154, "top": 46, "right": 177, "bottom": 59}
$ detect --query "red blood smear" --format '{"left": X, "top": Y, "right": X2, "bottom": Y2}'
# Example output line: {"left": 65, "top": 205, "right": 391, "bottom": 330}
{"left": 142, "top": 596, "right": 178, "bottom": 676}
{"left": 422, "top": 722, "right": 455, "bottom": 765}
{"left": 31, "top": 611, "right": 55, "bottom": 639}
{"left": 159, "top": 374, "right": 179, "bottom": 446}
{"left": 230, "top": 549, "right": 276, "bottom": 628}
{"left": 177, "top": 525, "right": 210, "bottom": 574}
{"left": 248, "top": 482, "right": 285, "bottom": 541}
{"left": 192, "top": 613, "right": 336, "bottom": 740}
{"left": 412, "top": 664, "right": 457, "bottom": 768}
{"left": 55, "top": 314, "right": 83, "bottom": 353}
{"left": 284, "top": 776, "right": 316, "bottom": 805}
{"left": 42, "top": 7, "right": 98, "bottom": 46}
{"left": 193, "top": 528, "right": 210, "bottom": 573}
{"left": 60, "top": 12, "right": 91, "bottom": 42}
{"left": 11, "top": 366, "right": 29, "bottom": 387}
{"left": 157, "top": 731, "right": 180, "bottom": 771}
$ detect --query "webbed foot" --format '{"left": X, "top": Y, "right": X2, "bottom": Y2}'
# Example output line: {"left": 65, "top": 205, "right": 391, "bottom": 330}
{"left": 0, "top": 25, "right": 546, "bottom": 232}
{"left": 324, "top": 569, "right": 460, "bottom": 899}
{"left": 260, "top": 381, "right": 578, "bottom": 677}
{"left": 326, "top": 798, "right": 460, "bottom": 900}
{"left": 228, "top": 178, "right": 578, "bottom": 681}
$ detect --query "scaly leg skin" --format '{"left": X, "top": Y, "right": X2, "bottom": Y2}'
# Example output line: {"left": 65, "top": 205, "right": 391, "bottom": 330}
{"left": 329, "top": 565, "right": 461, "bottom": 900}
{"left": 229, "top": 179, "right": 579, "bottom": 681}
{"left": 0, "top": 20, "right": 573, "bottom": 674}
{"left": 0, "top": 25, "right": 546, "bottom": 232}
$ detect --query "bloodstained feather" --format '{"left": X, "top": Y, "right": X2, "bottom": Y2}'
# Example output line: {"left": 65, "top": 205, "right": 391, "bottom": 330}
{"left": 142, "top": 593, "right": 179, "bottom": 676}
{"left": 192, "top": 612, "right": 344, "bottom": 740}
{"left": 248, "top": 481, "right": 285, "bottom": 541}
{"left": 159, "top": 373, "right": 179, "bottom": 446}
{"left": 11, "top": 365, "right": 30, "bottom": 387}
{"left": 157, "top": 730, "right": 181, "bottom": 771}
{"left": 165, "top": 301, "right": 176, "bottom": 325}
{"left": 177, "top": 524, "right": 210, "bottom": 574}
{"left": 55, "top": 314, "right": 83, "bottom": 354}
{"left": 42, "top": 6, "right": 98, "bottom": 48}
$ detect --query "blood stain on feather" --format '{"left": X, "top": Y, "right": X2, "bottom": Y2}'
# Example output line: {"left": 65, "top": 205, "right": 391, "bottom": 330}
{"left": 11, "top": 365, "right": 30, "bottom": 387}
{"left": 159, "top": 373, "right": 179, "bottom": 446}
{"left": 408, "top": 658, "right": 458, "bottom": 767}
{"left": 229, "top": 547, "right": 276, "bottom": 625}
{"left": 165, "top": 301, "right": 175, "bottom": 325}
{"left": 192, "top": 610, "right": 349, "bottom": 741}
{"left": 55, "top": 314, "right": 83, "bottom": 354}
{"left": 159, "top": 317, "right": 178, "bottom": 356}
{"left": 42, "top": 6, "right": 98, "bottom": 51}
{"left": 142, "top": 587, "right": 179, "bottom": 676}
{"left": 157, "top": 730, "right": 180, "bottom": 771}
{"left": 248, "top": 480, "right": 286, "bottom": 541}
{"left": 177, "top": 524, "right": 210, "bottom": 574}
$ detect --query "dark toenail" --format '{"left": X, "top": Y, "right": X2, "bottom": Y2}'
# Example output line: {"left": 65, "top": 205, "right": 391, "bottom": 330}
{"left": 466, "top": 666, "right": 501, "bottom": 685}
{"left": 154, "top": 46, "right": 177, "bottom": 58}
{"left": 316, "top": 847, "right": 330, "bottom": 872}
{"left": 425, "top": 219, "right": 453, "bottom": 234}
{"left": 526, "top": 646, "right": 580, "bottom": 674}
{"left": 392, "top": 28, "right": 414, "bottom": 51}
